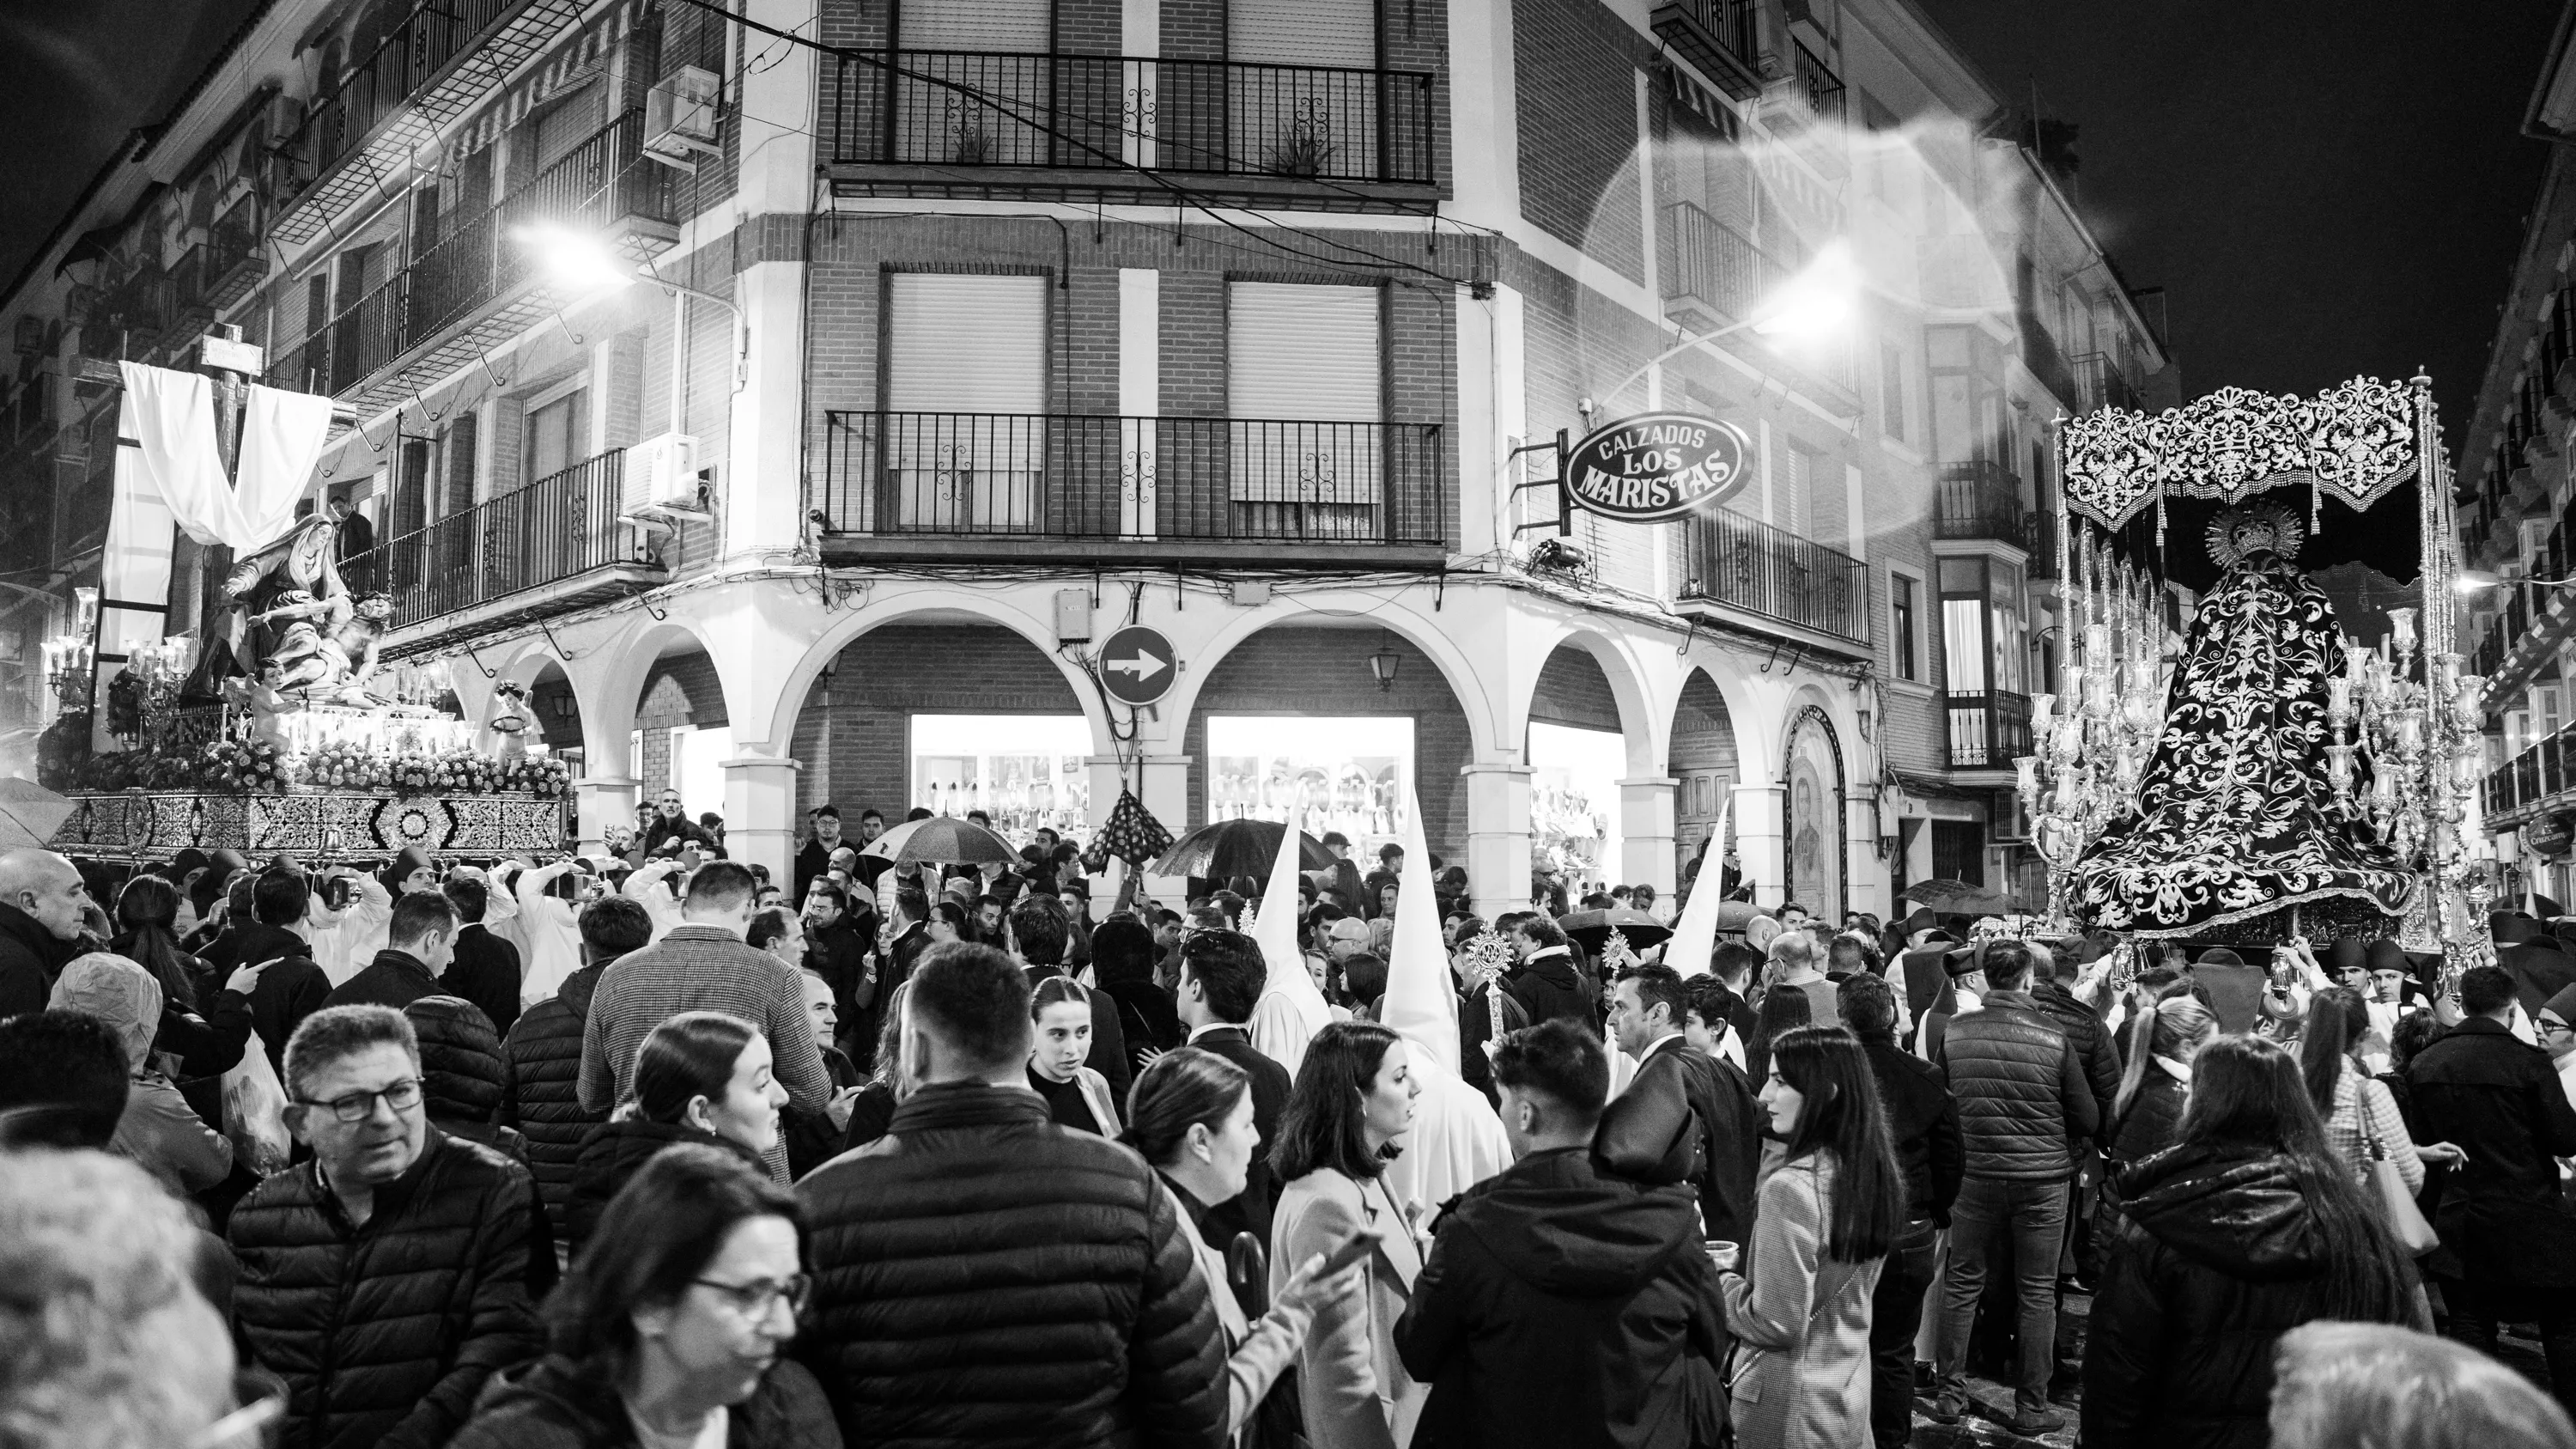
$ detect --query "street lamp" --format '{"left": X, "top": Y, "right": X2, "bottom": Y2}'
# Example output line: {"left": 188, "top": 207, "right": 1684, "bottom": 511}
{"left": 1590, "top": 239, "right": 1864, "bottom": 412}
{"left": 515, "top": 222, "right": 747, "bottom": 391}
{"left": 2456, "top": 568, "right": 2576, "bottom": 594}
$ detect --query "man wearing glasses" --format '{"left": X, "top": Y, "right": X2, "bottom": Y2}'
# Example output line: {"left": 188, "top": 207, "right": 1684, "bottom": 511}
{"left": 2540, "top": 985, "right": 2576, "bottom": 1114}
{"left": 228, "top": 1004, "right": 546, "bottom": 1449}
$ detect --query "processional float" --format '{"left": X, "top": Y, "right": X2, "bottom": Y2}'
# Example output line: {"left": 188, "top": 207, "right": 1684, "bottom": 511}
{"left": 2020, "top": 374, "right": 2494, "bottom": 966}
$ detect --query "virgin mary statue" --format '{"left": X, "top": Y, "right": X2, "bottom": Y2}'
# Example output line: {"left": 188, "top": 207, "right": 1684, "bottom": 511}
{"left": 2067, "top": 500, "right": 2414, "bottom": 940}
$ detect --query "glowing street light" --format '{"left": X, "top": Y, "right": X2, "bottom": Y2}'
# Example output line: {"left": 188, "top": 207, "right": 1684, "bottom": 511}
{"left": 515, "top": 222, "right": 746, "bottom": 390}
{"left": 1591, "top": 239, "right": 1863, "bottom": 411}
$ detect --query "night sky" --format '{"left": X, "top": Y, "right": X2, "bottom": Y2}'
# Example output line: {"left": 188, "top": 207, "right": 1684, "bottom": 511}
{"left": 1915, "top": 0, "right": 2563, "bottom": 585}
{"left": 1, "top": 1, "right": 2561, "bottom": 584}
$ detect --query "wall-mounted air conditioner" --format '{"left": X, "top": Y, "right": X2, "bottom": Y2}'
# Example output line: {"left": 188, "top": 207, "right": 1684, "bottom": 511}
{"left": 623, "top": 433, "right": 708, "bottom": 533}
{"left": 642, "top": 67, "right": 723, "bottom": 173}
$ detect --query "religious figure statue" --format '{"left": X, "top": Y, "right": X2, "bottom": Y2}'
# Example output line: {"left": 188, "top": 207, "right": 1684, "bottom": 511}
{"left": 2065, "top": 501, "right": 2415, "bottom": 939}
{"left": 182, "top": 513, "right": 347, "bottom": 703}
{"left": 486, "top": 679, "right": 531, "bottom": 761}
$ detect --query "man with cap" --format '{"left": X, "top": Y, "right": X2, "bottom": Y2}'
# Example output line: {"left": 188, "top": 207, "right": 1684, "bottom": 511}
{"left": 1315, "top": 831, "right": 1367, "bottom": 917}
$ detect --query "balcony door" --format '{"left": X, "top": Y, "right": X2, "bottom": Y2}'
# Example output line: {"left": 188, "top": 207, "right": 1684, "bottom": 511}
{"left": 884, "top": 272, "right": 1045, "bottom": 533}
{"left": 1225, "top": 281, "right": 1381, "bottom": 540}
{"left": 1224, "top": 0, "right": 1380, "bottom": 179}
{"left": 896, "top": 0, "right": 1053, "bottom": 164}
{"left": 502, "top": 386, "right": 589, "bottom": 597}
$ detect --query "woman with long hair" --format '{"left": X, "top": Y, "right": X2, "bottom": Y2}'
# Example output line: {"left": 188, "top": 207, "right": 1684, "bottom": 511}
{"left": 1745, "top": 983, "right": 1813, "bottom": 1092}
{"left": 838, "top": 982, "right": 910, "bottom": 1153}
{"left": 1027, "top": 976, "right": 1121, "bottom": 1135}
{"left": 1125, "top": 1048, "right": 1356, "bottom": 1441}
{"left": 1718, "top": 1024, "right": 1904, "bottom": 1449}
{"left": 2298, "top": 986, "right": 2427, "bottom": 1194}
{"left": 2082, "top": 1033, "right": 2427, "bottom": 1448}
{"left": 450, "top": 1143, "right": 837, "bottom": 1449}
{"left": 566, "top": 1012, "right": 787, "bottom": 1251}
{"left": 1267, "top": 1020, "right": 1425, "bottom": 1449}
{"left": 117, "top": 874, "right": 258, "bottom": 1080}
{"left": 2095, "top": 994, "right": 2219, "bottom": 1243}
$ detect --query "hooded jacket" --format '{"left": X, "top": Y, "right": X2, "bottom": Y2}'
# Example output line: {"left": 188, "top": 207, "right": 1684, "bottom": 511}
{"left": 447, "top": 1352, "right": 840, "bottom": 1449}
{"left": 1394, "top": 1147, "right": 1724, "bottom": 1449}
{"left": 1504, "top": 948, "right": 1593, "bottom": 1029}
{"left": 500, "top": 963, "right": 610, "bottom": 1218}
{"left": 2081, "top": 1141, "right": 2419, "bottom": 1449}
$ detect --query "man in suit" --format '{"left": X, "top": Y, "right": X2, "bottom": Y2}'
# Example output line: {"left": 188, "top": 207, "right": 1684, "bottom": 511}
{"left": 1175, "top": 927, "right": 1291, "bottom": 1251}
{"left": 1592, "top": 961, "right": 1763, "bottom": 1244}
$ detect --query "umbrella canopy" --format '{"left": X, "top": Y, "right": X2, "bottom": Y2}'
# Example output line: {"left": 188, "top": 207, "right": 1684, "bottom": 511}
{"left": 1557, "top": 906, "right": 1673, "bottom": 953}
{"left": 859, "top": 815, "right": 1021, "bottom": 868}
{"left": 1, "top": 777, "right": 76, "bottom": 850}
{"left": 1155, "top": 818, "right": 1334, "bottom": 881}
{"left": 1899, "top": 879, "right": 2013, "bottom": 916}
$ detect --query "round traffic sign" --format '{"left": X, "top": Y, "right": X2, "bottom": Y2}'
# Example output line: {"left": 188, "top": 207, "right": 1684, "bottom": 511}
{"left": 1098, "top": 624, "right": 1178, "bottom": 707}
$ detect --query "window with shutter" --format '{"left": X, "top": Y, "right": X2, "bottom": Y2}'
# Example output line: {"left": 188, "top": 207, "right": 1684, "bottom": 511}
{"left": 524, "top": 391, "right": 586, "bottom": 488}
{"left": 1226, "top": 283, "right": 1380, "bottom": 532}
{"left": 885, "top": 273, "right": 1048, "bottom": 531}
{"left": 893, "top": 0, "right": 1053, "bottom": 163}
{"left": 1228, "top": 0, "right": 1379, "bottom": 179}
{"left": 533, "top": 84, "right": 608, "bottom": 170}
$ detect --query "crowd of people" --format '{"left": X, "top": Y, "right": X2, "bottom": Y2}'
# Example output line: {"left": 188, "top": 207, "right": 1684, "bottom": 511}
{"left": 9, "top": 808, "right": 2576, "bottom": 1449}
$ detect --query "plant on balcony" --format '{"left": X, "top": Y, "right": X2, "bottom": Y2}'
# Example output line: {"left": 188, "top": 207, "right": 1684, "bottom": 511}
{"left": 1262, "top": 116, "right": 1339, "bottom": 179}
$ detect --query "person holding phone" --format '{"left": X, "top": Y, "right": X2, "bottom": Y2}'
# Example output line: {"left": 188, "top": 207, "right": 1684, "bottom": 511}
{"left": 1267, "top": 1020, "right": 1427, "bottom": 1449}
{"left": 1127, "top": 1046, "right": 1362, "bottom": 1441}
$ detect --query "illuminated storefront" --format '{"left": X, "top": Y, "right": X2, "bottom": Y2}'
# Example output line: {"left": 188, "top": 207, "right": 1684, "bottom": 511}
{"left": 909, "top": 714, "right": 1093, "bottom": 846}
{"left": 1206, "top": 715, "right": 1413, "bottom": 860}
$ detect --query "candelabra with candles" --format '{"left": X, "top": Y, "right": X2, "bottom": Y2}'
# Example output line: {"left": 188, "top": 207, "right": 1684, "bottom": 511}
{"left": 2019, "top": 536, "right": 2173, "bottom": 925}
{"left": 2328, "top": 606, "right": 2488, "bottom": 954}
{"left": 39, "top": 636, "right": 94, "bottom": 711}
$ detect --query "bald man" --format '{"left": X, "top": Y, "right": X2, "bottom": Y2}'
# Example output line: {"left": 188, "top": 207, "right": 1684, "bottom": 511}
{"left": 0, "top": 849, "right": 100, "bottom": 1019}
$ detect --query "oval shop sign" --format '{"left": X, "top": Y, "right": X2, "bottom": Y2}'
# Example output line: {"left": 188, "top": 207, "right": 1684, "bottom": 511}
{"left": 1564, "top": 411, "right": 1754, "bottom": 524}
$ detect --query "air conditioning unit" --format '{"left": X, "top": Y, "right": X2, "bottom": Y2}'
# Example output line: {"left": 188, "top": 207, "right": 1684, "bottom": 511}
{"left": 642, "top": 67, "right": 723, "bottom": 172}
{"left": 623, "top": 433, "right": 708, "bottom": 531}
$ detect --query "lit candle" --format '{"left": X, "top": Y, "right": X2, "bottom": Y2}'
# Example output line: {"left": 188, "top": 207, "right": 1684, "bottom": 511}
{"left": 2327, "top": 678, "right": 2354, "bottom": 720}
{"left": 2085, "top": 624, "right": 2113, "bottom": 663}
{"left": 2388, "top": 608, "right": 2419, "bottom": 655}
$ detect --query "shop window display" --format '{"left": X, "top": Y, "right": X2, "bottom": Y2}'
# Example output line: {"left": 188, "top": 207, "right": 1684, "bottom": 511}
{"left": 1206, "top": 715, "right": 1412, "bottom": 859}
{"left": 909, "top": 714, "right": 1094, "bottom": 847}
{"left": 1528, "top": 721, "right": 1622, "bottom": 892}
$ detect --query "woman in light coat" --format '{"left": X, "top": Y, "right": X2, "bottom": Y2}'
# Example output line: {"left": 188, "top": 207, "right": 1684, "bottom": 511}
{"left": 1269, "top": 1020, "right": 1426, "bottom": 1449}
{"left": 1127, "top": 1047, "right": 1359, "bottom": 1442}
{"left": 1719, "top": 1025, "right": 1905, "bottom": 1449}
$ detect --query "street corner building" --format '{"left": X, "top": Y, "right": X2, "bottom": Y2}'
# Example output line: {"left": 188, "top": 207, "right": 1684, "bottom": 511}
{"left": 0, "top": 0, "right": 2177, "bottom": 917}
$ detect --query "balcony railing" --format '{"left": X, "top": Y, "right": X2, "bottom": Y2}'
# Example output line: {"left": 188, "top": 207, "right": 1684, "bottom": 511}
{"left": 817, "top": 412, "right": 1445, "bottom": 546}
{"left": 1792, "top": 40, "right": 1846, "bottom": 125}
{"left": 1662, "top": 203, "right": 1783, "bottom": 327}
{"left": 82, "top": 265, "right": 176, "bottom": 355}
{"left": 270, "top": 111, "right": 674, "bottom": 397}
{"left": 1934, "top": 460, "right": 2027, "bottom": 543}
{"left": 1946, "top": 689, "right": 2033, "bottom": 769}
{"left": 202, "top": 197, "right": 268, "bottom": 311}
{"left": 2024, "top": 508, "right": 2061, "bottom": 579}
{"left": 1678, "top": 508, "right": 1868, "bottom": 643}
{"left": 829, "top": 50, "right": 1436, "bottom": 184}
{"left": 2070, "top": 351, "right": 2141, "bottom": 414}
{"left": 273, "top": 0, "right": 520, "bottom": 204}
{"left": 1649, "top": 0, "right": 1760, "bottom": 99}
{"left": 343, "top": 450, "right": 642, "bottom": 629}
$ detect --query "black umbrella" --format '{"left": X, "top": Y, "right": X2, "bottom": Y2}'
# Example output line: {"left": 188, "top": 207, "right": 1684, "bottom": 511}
{"left": 1899, "top": 879, "right": 2014, "bottom": 916}
{"left": 1558, "top": 907, "right": 1673, "bottom": 952}
{"left": 1153, "top": 818, "right": 1334, "bottom": 880}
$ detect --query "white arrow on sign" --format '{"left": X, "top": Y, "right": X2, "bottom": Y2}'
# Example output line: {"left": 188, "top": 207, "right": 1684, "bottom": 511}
{"left": 1108, "top": 648, "right": 1169, "bottom": 682}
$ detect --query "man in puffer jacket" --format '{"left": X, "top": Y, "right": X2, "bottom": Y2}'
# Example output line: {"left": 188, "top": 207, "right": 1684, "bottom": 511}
{"left": 406, "top": 995, "right": 522, "bottom": 1161}
{"left": 798, "top": 942, "right": 1226, "bottom": 1448}
{"left": 500, "top": 898, "right": 649, "bottom": 1223}
{"left": 229, "top": 1004, "right": 544, "bottom": 1449}
{"left": 1926, "top": 940, "right": 2099, "bottom": 1437}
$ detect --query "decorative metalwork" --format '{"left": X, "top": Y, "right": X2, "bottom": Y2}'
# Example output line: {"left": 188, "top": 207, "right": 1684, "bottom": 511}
{"left": 2059, "top": 375, "right": 2419, "bottom": 528}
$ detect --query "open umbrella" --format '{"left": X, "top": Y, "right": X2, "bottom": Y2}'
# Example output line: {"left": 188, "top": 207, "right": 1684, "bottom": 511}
{"left": 0, "top": 776, "right": 75, "bottom": 849}
{"left": 1899, "top": 879, "right": 2014, "bottom": 916}
{"left": 859, "top": 815, "right": 1021, "bottom": 868}
{"left": 1557, "top": 906, "right": 1673, "bottom": 953}
{"left": 1154, "top": 818, "right": 1334, "bottom": 881}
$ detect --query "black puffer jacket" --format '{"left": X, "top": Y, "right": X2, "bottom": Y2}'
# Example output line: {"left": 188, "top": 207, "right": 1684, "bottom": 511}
{"left": 1395, "top": 1147, "right": 1724, "bottom": 1449}
{"left": 410, "top": 995, "right": 507, "bottom": 1124}
{"left": 2032, "top": 977, "right": 2122, "bottom": 1145}
{"left": 451, "top": 1352, "right": 840, "bottom": 1449}
{"left": 2081, "top": 1142, "right": 2420, "bottom": 1449}
{"left": 500, "top": 964, "right": 608, "bottom": 1215}
{"left": 1935, "top": 990, "right": 2100, "bottom": 1180}
{"left": 564, "top": 1118, "right": 764, "bottom": 1255}
{"left": 228, "top": 1130, "right": 545, "bottom": 1449}
{"left": 796, "top": 1081, "right": 1226, "bottom": 1449}
{"left": 1505, "top": 949, "right": 1593, "bottom": 1028}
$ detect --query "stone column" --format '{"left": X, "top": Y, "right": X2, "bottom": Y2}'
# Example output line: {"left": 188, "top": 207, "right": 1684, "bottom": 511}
{"left": 1845, "top": 790, "right": 1886, "bottom": 923}
{"left": 1133, "top": 752, "right": 1195, "bottom": 907}
{"left": 1617, "top": 776, "right": 1680, "bottom": 898}
{"left": 1731, "top": 782, "right": 1787, "bottom": 910}
{"left": 574, "top": 776, "right": 638, "bottom": 855}
{"left": 720, "top": 754, "right": 802, "bottom": 886}
{"left": 1462, "top": 762, "right": 1534, "bottom": 920}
